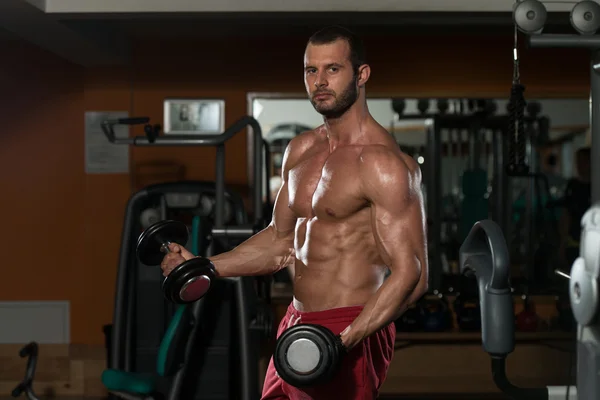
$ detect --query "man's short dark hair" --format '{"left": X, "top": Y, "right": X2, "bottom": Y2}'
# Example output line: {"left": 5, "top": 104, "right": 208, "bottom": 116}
{"left": 307, "top": 26, "right": 366, "bottom": 75}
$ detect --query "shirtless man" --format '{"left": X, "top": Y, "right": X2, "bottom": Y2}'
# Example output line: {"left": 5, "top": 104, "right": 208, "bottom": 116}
{"left": 161, "top": 26, "right": 429, "bottom": 399}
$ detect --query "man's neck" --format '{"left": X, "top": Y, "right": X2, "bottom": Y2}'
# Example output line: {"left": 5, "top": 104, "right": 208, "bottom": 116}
{"left": 323, "top": 102, "right": 370, "bottom": 148}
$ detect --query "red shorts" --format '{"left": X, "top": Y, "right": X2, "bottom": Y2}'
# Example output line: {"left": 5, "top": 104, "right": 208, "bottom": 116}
{"left": 261, "top": 302, "right": 396, "bottom": 400}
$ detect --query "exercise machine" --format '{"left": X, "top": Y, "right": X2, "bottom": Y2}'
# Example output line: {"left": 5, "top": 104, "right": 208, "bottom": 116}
{"left": 462, "top": 1, "right": 600, "bottom": 398}
{"left": 512, "top": 0, "right": 600, "bottom": 208}
{"left": 106, "top": 182, "right": 258, "bottom": 399}
{"left": 102, "top": 116, "right": 270, "bottom": 400}
{"left": 11, "top": 342, "right": 39, "bottom": 400}
{"left": 460, "top": 218, "right": 579, "bottom": 399}
{"left": 460, "top": 204, "right": 600, "bottom": 400}
{"left": 102, "top": 213, "right": 264, "bottom": 400}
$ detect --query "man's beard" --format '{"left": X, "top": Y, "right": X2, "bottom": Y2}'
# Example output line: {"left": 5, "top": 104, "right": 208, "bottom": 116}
{"left": 310, "top": 77, "right": 359, "bottom": 119}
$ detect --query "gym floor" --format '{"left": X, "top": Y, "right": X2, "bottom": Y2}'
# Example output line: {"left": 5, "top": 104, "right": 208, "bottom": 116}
{"left": 372, "top": 396, "right": 507, "bottom": 399}
{"left": 0, "top": 395, "right": 509, "bottom": 400}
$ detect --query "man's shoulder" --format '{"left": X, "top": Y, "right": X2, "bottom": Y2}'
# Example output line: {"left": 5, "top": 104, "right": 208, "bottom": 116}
{"left": 291, "top": 126, "right": 323, "bottom": 146}
{"left": 357, "top": 143, "right": 422, "bottom": 205}
{"left": 286, "top": 126, "right": 324, "bottom": 155}
{"left": 281, "top": 126, "right": 323, "bottom": 170}
{"left": 358, "top": 143, "right": 420, "bottom": 182}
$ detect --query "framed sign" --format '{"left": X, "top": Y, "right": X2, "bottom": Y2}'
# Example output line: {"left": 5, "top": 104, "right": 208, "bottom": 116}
{"left": 163, "top": 98, "right": 225, "bottom": 135}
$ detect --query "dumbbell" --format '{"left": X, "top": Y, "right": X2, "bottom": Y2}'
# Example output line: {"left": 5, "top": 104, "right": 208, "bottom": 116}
{"left": 273, "top": 324, "right": 346, "bottom": 388}
{"left": 137, "top": 219, "right": 216, "bottom": 304}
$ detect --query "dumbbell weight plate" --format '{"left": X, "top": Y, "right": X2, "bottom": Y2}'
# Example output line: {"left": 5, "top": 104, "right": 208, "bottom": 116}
{"left": 162, "top": 257, "right": 215, "bottom": 304}
{"left": 137, "top": 220, "right": 189, "bottom": 266}
{"left": 274, "top": 324, "right": 340, "bottom": 388}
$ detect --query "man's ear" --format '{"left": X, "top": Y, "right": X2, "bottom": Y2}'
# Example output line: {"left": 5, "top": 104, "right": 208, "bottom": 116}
{"left": 357, "top": 64, "right": 371, "bottom": 87}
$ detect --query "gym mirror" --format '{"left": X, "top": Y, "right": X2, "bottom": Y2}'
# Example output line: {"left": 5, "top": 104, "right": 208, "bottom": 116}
{"left": 248, "top": 94, "right": 590, "bottom": 297}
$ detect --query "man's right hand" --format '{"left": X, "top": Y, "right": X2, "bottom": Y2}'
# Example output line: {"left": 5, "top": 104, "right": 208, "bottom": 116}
{"left": 160, "top": 243, "right": 196, "bottom": 277}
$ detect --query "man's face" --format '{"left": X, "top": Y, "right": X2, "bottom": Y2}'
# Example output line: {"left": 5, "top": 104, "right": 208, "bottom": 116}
{"left": 304, "top": 39, "right": 359, "bottom": 118}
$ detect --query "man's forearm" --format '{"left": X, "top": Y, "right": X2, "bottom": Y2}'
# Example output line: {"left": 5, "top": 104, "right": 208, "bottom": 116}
{"left": 340, "top": 267, "right": 423, "bottom": 350}
{"left": 207, "top": 225, "right": 294, "bottom": 278}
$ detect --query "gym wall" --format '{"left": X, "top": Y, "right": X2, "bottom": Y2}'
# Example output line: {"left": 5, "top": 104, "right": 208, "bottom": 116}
{"left": 0, "top": 33, "right": 590, "bottom": 346}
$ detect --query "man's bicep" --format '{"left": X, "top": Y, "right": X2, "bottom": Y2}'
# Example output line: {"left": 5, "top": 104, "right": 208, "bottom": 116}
{"left": 370, "top": 191, "right": 429, "bottom": 305}
{"left": 371, "top": 194, "right": 426, "bottom": 271}
{"left": 270, "top": 135, "right": 306, "bottom": 237}
{"left": 363, "top": 155, "right": 427, "bottom": 279}
{"left": 271, "top": 179, "right": 297, "bottom": 238}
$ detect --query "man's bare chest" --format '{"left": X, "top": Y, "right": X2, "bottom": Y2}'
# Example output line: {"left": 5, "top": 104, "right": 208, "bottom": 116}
{"left": 287, "top": 150, "right": 366, "bottom": 219}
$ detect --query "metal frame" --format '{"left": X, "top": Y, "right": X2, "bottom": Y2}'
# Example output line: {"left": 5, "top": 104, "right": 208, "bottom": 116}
{"left": 526, "top": 31, "right": 600, "bottom": 400}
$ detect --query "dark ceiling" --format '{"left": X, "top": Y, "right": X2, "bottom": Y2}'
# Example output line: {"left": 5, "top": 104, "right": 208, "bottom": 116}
{"left": 57, "top": 11, "right": 577, "bottom": 38}
{"left": 0, "top": 8, "right": 582, "bottom": 66}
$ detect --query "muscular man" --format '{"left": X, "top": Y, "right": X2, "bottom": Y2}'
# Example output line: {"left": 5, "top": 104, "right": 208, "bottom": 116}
{"left": 161, "top": 26, "right": 429, "bottom": 399}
